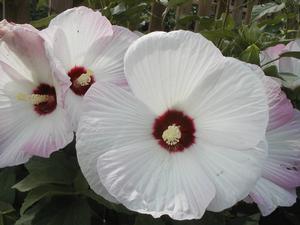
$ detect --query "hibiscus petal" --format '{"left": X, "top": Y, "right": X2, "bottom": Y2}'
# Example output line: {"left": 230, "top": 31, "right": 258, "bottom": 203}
{"left": 264, "top": 110, "right": 300, "bottom": 188}
{"left": 250, "top": 178, "right": 296, "bottom": 216}
{"left": 124, "top": 30, "right": 224, "bottom": 114}
{"left": 198, "top": 141, "right": 267, "bottom": 211}
{"left": 179, "top": 57, "right": 269, "bottom": 150}
{"left": 47, "top": 6, "right": 113, "bottom": 64}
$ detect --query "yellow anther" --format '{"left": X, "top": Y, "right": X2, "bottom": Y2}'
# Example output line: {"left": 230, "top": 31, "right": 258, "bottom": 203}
{"left": 76, "top": 69, "right": 93, "bottom": 86}
{"left": 16, "top": 93, "right": 49, "bottom": 105}
{"left": 162, "top": 124, "right": 181, "bottom": 146}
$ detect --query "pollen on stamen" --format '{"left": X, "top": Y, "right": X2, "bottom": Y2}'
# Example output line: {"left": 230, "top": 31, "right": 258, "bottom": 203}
{"left": 16, "top": 93, "right": 49, "bottom": 105}
{"left": 162, "top": 124, "right": 181, "bottom": 145}
{"left": 68, "top": 66, "right": 95, "bottom": 96}
{"left": 152, "top": 110, "right": 196, "bottom": 153}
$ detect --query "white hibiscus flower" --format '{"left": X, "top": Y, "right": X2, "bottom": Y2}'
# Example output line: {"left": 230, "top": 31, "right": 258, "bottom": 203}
{"left": 76, "top": 31, "right": 269, "bottom": 220}
{"left": 0, "top": 20, "right": 73, "bottom": 167}
{"left": 41, "top": 6, "right": 139, "bottom": 130}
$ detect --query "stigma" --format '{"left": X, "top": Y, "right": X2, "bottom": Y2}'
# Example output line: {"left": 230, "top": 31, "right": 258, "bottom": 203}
{"left": 162, "top": 124, "right": 181, "bottom": 145}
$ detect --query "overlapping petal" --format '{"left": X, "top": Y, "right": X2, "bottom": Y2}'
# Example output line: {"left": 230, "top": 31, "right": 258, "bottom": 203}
{"left": 124, "top": 31, "right": 224, "bottom": 114}
{"left": 0, "top": 23, "right": 73, "bottom": 166}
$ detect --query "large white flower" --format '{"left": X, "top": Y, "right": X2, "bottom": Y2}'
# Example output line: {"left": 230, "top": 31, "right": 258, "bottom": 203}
{"left": 248, "top": 76, "right": 300, "bottom": 216}
{"left": 42, "top": 6, "right": 138, "bottom": 130}
{"left": 0, "top": 20, "right": 73, "bottom": 167}
{"left": 76, "top": 31, "right": 269, "bottom": 220}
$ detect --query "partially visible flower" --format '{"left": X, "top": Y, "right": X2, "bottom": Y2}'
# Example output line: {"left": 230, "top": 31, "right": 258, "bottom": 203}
{"left": 260, "top": 44, "right": 285, "bottom": 68}
{"left": 0, "top": 21, "right": 73, "bottom": 167}
{"left": 248, "top": 75, "right": 300, "bottom": 216}
{"left": 279, "top": 39, "right": 300, "bottom": 89}
{"left": 76, "top": 31, "right": 269, "bottom": 220}
{"left": 42, "top": 6, "right": 138, "bottom": 130}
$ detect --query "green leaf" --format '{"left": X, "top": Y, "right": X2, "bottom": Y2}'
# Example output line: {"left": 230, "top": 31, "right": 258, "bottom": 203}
{"left": 32, "top": 198, "right": 92, "bottom": 225}
{"left": 20, "top": 184, "right": 76, "bottom": 215}
{"left": 15, "top": 203, "right": 43, "bottom": 225}
{"left": 228, "top": 213, "right": 260, "bottom": 225}
{"left": 279, "top": 51, "right": 300, "bottom": 59}
{"left": 83, "top": 190, "right": 134, "bottom": 215}
{"left": 14, "top": 153, "right": 77, "bottom": 192}
{"left": 252, "top": 2, "right": 286, "bottom": 21}
{"left": 0, "top": 202, "right": 14, "bottom": 215}
{"left": 0, "top": 169, "right": 16, "bottom": 204}
{"left": 30, "top": 15, "right": 56, "bottom": 29}
{"left": 73, "top": 172, "right": 89, "bottom": 192}
{"left": 240, "top": 44, "right": 260, "bottom": 65}
{"left": 263, "top": 65, "right": 279, "bottom": 78}
{"left": 168, "top": 0, "right": 192, "bottom": 8}
{"left": 134, "top": 214, "right": 165, "bottom": 225}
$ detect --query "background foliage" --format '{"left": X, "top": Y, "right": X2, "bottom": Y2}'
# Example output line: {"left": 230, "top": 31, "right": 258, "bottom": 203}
{"left": 0, "top": 0, "right": 300, "bottom": 224}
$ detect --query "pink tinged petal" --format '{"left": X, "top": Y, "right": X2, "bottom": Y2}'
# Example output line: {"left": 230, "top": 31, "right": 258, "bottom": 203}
{"left": 198, "top": 140, "right": 267, "bottom": 212}
{"left": 249, "top": 178, "right": 297, "bottom": 216}
{"left": 179, "top": 57, "right": 269, "bottom": 150}
{"left": 264, "top": 110, "right": 300, "bottom": 188}
{"left": 48, "top": 6, "right": 113, "bottom": 65}
{"left": 260, "top": 44, "right": 285, "bottom": 67}
{"left": 0, "top": 36, "right": 73, "bottom": 164}
{"left": 21, "top": 108, "right": 74, "bottom": 157}
{"left": 124, "top": 30, "right": 224, "bottom": 115}
{"left": 263, "top": 76, "right": 294, "bottom": 130}
{"left": 77, "top": 82, "right": 216, "bottom": 220}
{"left": 0, "top": 26, "right": 53, "bottom": 85}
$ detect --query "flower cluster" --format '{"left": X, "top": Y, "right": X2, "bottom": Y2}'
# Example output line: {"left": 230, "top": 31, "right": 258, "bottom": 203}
{"left": 0, "top": 6, "right": 299, "bottom": 221}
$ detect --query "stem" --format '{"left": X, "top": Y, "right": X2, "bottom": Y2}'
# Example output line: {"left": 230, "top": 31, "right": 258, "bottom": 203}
{"left": 217, "top": 0, "right": 230, "bottom": 48}
{"left": 261, "top": 57, "right": 280, "bottom": 67}
{"left": 148, "top": 0, "right": 166, "bottom": 32}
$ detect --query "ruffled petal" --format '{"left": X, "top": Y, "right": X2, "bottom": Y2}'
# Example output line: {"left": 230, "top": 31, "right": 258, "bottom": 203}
{"left": 197, "top": 141, "right": 267, "bottom": 212}
{"left": 179, "top": 57, "right": 269, "bottom": 150}
{"left": 77, "top": 82, "right": 216, "bottom": 219}
{"left": 47, "top": 6, "right": 113, "bottom": 65}
{"left": 249, "top": 178, "right": 297, "bottom": 216}
{"left": 124, "top": 30, "right": 224, "bottom": 114}
{"left": 264, "top": 110, "right": 300, "bottom": 188}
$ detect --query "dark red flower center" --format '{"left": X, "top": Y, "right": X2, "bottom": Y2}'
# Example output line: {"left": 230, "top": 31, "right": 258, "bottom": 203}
{"left": 67, "top": 66, "right": 95, "bottom": 96}
{"left": 152, "top": 110, "right": 196, "bottom": 153}
{"left": 33, "top": 83, "right": 57, "bottom": 115}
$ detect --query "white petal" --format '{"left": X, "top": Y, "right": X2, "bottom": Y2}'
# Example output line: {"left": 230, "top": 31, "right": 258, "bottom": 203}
{"left": 88, "top": 25, "right": 138, "bottom": 82}
{"left": 41, "top": 27, "right": 72, "bottom": 70}
{"left": 124, "top": 30, "right": 224, "bottom": 114}
{"left": 250, "top": 178, "right": 297, "bottom": 216}
{"left": 65, "top": 91, "right": 83, "bottom": 131}
{"left": 48, "top": 6, "right": 113, "bottom": 65}
{"left": 179, "top": 57, "right": 269, "bottom": 150}
{"left": 264, "top": 110, "right": 300, "bottom": 188}
{"left": 197, "top": 141, "right": 267, "bottom": 212}
{"left": 77, "top": 82, "right": 216, "bottom": 219}
{"left": 98, "top": 144, "right": 215, "bottom": 220}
